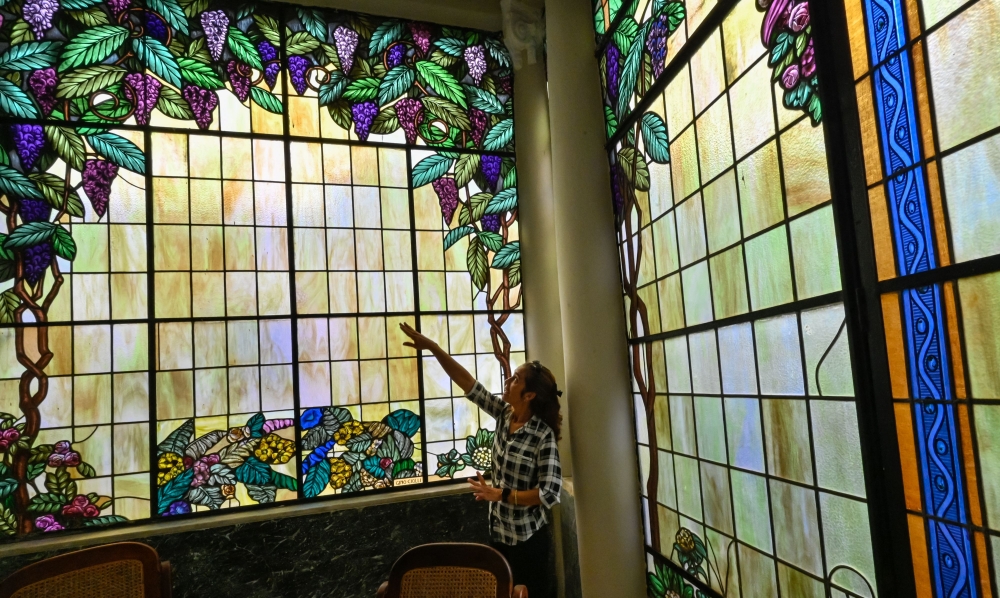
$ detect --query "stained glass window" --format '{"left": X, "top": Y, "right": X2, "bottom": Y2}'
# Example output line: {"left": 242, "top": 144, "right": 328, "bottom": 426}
{"left": 598, "top": 0, "right": 878, "bottom": 595}
{"left": 844, "top": 0, "right": 1000, "bottom": 594}
{"left": 0, "top": 1, "right": 520, "bottom": 538}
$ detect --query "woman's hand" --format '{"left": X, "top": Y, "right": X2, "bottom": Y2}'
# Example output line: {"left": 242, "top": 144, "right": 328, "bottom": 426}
{"left": 399, "top": 322, "right": 439, "bottom": 352}
{"left": 468, "top": 472, "right": 503, "bottom": 502}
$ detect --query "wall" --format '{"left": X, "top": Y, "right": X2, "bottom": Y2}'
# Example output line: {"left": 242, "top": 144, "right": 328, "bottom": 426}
{"left": 0, "top": 492, "right": 489, "bottom": 598}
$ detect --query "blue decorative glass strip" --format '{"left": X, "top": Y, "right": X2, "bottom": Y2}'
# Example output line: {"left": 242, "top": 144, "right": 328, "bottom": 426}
{"left": 862, "top": 1, "right": 975, "bottom": 596}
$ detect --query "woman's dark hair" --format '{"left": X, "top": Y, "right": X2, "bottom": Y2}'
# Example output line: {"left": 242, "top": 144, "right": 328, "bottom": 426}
{"left": 523, "top": 361, "right": 563, "bottom": 440}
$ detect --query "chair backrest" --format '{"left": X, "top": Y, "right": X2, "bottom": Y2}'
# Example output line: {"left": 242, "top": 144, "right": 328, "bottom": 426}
{"left": 381, "top": 543, "right": 514, "bottom": 598}
{"left": 0, "top": 542, "right": 170, "bottom": 598}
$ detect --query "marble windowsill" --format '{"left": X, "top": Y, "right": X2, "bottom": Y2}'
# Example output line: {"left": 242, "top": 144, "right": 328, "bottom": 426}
{"left": 0, "top": 483, "right": 474, "bottom": 558}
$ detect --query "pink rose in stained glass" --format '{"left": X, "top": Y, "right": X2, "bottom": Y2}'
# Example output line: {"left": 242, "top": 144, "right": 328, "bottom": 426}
{"left": 788, "top": 2, "right": 810, "bottom": 32}
{"left": 781, "top": 64, "right": 800, "bottom": 90}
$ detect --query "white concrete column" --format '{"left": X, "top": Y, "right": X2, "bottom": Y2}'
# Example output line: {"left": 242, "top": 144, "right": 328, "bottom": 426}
{"left": 544, "top": 0, "right": 646, "bottom": 596}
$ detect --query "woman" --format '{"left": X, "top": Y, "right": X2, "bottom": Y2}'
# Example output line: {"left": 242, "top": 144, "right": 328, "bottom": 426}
{"left": 399, "top": 322, "right": 563, "bottom": 598}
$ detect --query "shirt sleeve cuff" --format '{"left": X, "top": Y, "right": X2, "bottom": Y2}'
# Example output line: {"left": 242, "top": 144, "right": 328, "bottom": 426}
{"left": 540, "top": 487, "right": 561, "bottom": 509}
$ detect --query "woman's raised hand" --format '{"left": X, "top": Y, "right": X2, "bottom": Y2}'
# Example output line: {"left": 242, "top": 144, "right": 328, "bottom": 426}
{"left": 399, "top": 322, "right": 438, "bottom": 352}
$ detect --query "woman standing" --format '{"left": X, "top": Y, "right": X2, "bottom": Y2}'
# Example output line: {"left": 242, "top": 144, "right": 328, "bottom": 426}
{"left": 399, "top": 323, "right": 563, "bottom": 598}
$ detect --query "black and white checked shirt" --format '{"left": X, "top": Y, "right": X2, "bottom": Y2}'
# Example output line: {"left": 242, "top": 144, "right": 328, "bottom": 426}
{"left": 466, "top": 381, "right": 562, "bottom": 545}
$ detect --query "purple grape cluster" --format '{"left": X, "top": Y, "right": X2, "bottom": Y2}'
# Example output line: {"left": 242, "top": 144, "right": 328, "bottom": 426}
{"left": 123, "top": 73, "right": 161, "bottom": 126}
{"left": 227, "top": 61, "right": 251, "bottom": 102}
{"left": 182, "top": 85, "right": 219, "bottom": 129}
{"left": 11, "top": 124, "right": 44, "bottom": 171}
{"left": 258, "top": 41, "right": 280, "bottom": 89}
{"left": 82, "top": 159, "right": 118, "bottom": 217}
{"left": 387, "top": 44, "right": 406, "bottom": 69}
{"left": 408, "top": 23, "right": 431, "bottom": 55}
{"left": 108, "top": 0, "right": 130, "bottom": 14}
{"left": 163, "top": 501, "right": 191, "bottom": 516}
{"left": 469, "top": 108, "right": 488, "bottom": 146}
{"left": 481, "top": 154, "right": 502, "bottom": 190}
{"left": 189, "top": 454, "right": 221, "bottom": 488}
{"left": 28, "top": 68, "right": 58, "bottom": 117}
{"left": 200, "top": 10, "right": 229, "bottom": 61}
{"left": 23, "top": 243, "right": 53, "bottom": 285}
{"left": 287, "top": 55, "right": 310, "bottom": 95}
{"left": 481, "top": 214, "right": 501, "bottom": 233}
{"left": 23, "top": 0, "right": 57, "bottom": 39}
{"left": 432, "top": 178, "right": 459, "bottom": 224}
{"left": 333, "top": 26, "right": 358, "bottom": 73}
{"left": 394, "top": 98, "right": 422, "bottom": 144}
{"left": 144, "top": 12, "right": 168, "bottom": 41}
{"left": 606, "top": 45, "right": 621, "bottom": 100}
{"left": 646, "top": 15, "right": 670, "bottom": 79}
{"left": 19, "top": 198, "right": 51, "bottom": 222}
{"left": 464, "top": 45, "right": 487, "bottom": 85}
{"left": 611, "top": 167, "right": 624, "bottom": 217}
{"left": 497, "top": 76, "right": 512, "bottom": 96}
{"left": 352, "top": 100, "right": 378, "bottom": 142}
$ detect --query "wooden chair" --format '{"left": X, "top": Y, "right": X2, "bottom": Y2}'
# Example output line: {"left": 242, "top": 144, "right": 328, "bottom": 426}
{"left": 376, "top": 543, "right": 528, "bottom": 598}
{"left": 0, "top": 542, "right": 172, "bottom": 598}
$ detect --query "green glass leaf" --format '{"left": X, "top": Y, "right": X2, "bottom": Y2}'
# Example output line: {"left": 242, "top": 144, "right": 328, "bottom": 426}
{"left": 132, "top": 37, "right": 182, "bottom": 88}
{"left": 0, "top": 505, "right": 15, "bottom": 536}
{"left": 27, "top": 493, "right": 66, "bottom": 514}
{"left": 155, "top": 85, "right": 194, "bottom": 120}
{"left": 454, "top": 153, "right": 480, "bottom": 188}
{"left": 491, "top": 241, "right": 520, "bottom": 269}
{"left": 0, "top": 479, "right": 17, "bottom": 499}
{"left": 444, "top": 225, "right": 476, "bottom": 250}
{"left": 484, "top": 38, "right": 511, "bottom": 69}
{"left": 157, "top": 469, "right": 194, "bottom": 513}
{"left": 0, "top": 290, "right": 19, "bottom": 324}
{"left": 4, "top": 221, "right": 57, "bottom": 250}
{"left": 8, "top": 21, "right": 32, "bottom": 46}
{"left": 83, "top": 515, "right": 128, "bottom": 526}
{"left": 296, "top": 8, "right": 327, "bottom": 42}
{"left": 0, "top": 41, "right": 61, "bottom": 71}
{"left": 613, "top": 18, "right": 638, "bottom": 56}
{"left": 253, "top": 13, "right": 281, "bottom": 47}
{"left": 44, "top": 126, "right": 86, "bottom": 171}
{"left": 434, "top": 37, "right": 465, "bottom": 58}
{"left": 429, "top": 49, "right": 459, "bottom": 68}
{"left": 469, "top": 192, "right": 491, "bottom": 221}
{"left": 303, "top": 459, "right": 331, "bottom": 498}
{"left": 484, "top": 188, "right": 517, "bottom": 215}
{"left": 146, "top": 0, "right": 189, "bottom": 35}
{"left": 618, "top": 21, "right": 649, "bottom": 116}
{"left": 467, "top": 235, "right": 488, "bottom": 291}
{"left": 463, "top": 84, "right": 503, "bottom": 114}
{"left": 250, "top": 86, "right": 283, "bottom": 114}
{"left": 483, "top": 119, "right": 514, "bottom": 151}
{"left": 286, "top": 31, "right": 320, "bottom": 55}
{"left": 378, "top": 65, "right": 414, "bottom": 106}
{"left": 318, "top": 71, "right": 348, "bottom": 105}
{"left": 477, "top": 230, "right": 503, "bottom": 252}
{"left": 343, "top": 77, "right": 380, "bottom": 102}
{"left": 0, "top": 164, "right": 44, "bottom": 200}
{"left": 412, "top": 154, "right": 454, "bottom": 188}
{"left": 415, "top": 61, "right": 467, "bottom": 108}
{"left": 227, "top": 26, "right": 262, "bottom": 70}
{"left": 52, "top": 226, "right": 77, "bottom": 261}
{"left": 28, "top": 173, "right": 86, "bottom": 218}
{"left": 0, "top": 78, "right": 40, "bottom": 119}
{"left": 58, "top": 25, "right": 129, "bottom": 72}
{"left": 179, "top": 0, "right": 209, "bottom": 19}
{"left": 507, "top": 259, "right": 521, "bottom": 287}
{"left": 370, "top": 107, "right": 399, "bottom": 135}
{"left": 369, "top": 20, "right": 406, "bottom": 56}
{"left": 177, "top": 57, "right": 225, "bottom": 90}
{"left": 421, "top": 96, "right": 471, "bottom": 131}
{"left": 86, "top": 132, "right": 146, "bottom": 175}
{"left": 67, "top": 6, "right": 110, "bottom": 26}
{"left": 640, "top": 112, "right": 670, "bottom": 164}
{"left": 60, "top": 0, "right": 104, "bottom": 8}
{"left": 157, "top": 419, "right": 193, "bottom": 456}
{"left": 664, "top": 2, "right": 686, "bottom": 28}
{"left": 269, "top": 470, "right": 298, "bottom": 491}
{"left": 56, "top": 65, "right": 127, "bottom": 99}
{"left": 619, "top": 146, "right": 650, "bottom": 191}
{"left": 235, "top": 457, "right": 272, "bottom": 486}
{"left": 770, "top": 32, "right": 794, "bottom": 66}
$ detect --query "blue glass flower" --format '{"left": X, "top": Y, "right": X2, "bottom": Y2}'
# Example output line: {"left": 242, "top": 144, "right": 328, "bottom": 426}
{"left": 300, "top": 408, "right": 323, "bottom": 430}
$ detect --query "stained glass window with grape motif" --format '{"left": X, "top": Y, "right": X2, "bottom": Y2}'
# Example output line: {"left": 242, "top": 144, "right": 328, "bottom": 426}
{"left": 0, "top": 0, "right": 521, "bottom": 539}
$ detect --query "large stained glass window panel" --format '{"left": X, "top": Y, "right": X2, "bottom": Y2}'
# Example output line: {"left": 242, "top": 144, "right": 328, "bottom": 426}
{"left": 0, "top": 0, "right": 522, "bottom": 540}
{"left": 846, "top": 0, "right": 1000, "bottom": 594}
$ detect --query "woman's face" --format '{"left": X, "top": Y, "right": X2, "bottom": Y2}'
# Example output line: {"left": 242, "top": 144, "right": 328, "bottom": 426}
{"left": 502, "top": 364, "right": 534, "bottom": 408}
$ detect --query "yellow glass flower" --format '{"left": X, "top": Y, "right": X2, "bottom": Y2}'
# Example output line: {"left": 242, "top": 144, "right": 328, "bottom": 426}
{"left": 333, "top": 421, "right": 365, "bottom": 445}
{"left": 328, "top": 457, "right": 352, "bottom": 490}
{"left": 254, "top": 433, "right": 294, "bottom": 464}
{"left": 157, "top": 453, "right": 185, "bottom": 486}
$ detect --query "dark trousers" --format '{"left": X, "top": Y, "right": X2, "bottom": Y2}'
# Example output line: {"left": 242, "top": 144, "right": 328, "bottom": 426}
{"left": 492, "top": 525, "right": 555, "bottom": 598}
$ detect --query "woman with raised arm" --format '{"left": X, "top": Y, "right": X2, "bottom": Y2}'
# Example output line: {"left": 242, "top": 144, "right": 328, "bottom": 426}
{"left": 399, "top": 322, "right": 563, "bottom": 598}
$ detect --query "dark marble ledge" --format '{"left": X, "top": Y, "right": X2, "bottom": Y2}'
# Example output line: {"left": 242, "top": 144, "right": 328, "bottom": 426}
{"left": 0, "top": 483, "right": 473, "bottom": 559}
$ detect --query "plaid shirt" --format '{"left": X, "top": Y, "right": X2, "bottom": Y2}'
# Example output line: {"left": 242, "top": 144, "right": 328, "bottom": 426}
{"left": 466, "top": 381, "right": 562, "bottom": 545}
